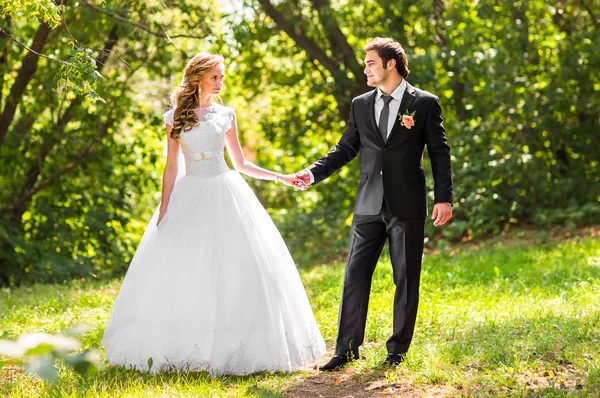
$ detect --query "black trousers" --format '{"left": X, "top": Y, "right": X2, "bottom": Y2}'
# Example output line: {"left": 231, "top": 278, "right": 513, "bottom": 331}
{"left": 335, "top": 201, "right": 425, "bottom": 356}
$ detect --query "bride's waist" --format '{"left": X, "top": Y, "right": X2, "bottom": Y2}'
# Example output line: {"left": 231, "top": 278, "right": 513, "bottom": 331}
{"left": 184, "top": 158, "right": 229, "bottom": 178}
{"left": 182, "top": 150, "right": 224, "bottom": 161}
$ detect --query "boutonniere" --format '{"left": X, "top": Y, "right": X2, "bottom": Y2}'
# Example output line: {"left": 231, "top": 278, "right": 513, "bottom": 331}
{"left": 399, "top": 110, "right": 416, "bottom": 129}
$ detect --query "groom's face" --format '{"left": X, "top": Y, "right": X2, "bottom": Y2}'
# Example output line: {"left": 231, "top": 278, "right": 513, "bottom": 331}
{"left": 364, "top": 50, "right": 391, "bottom": 87}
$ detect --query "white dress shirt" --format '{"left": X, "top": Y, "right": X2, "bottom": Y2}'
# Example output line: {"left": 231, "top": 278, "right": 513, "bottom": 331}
{"left": 375, "top": 79, "right": 406, "bottom": 139}
{"left": 305, "top": 80, "right": 407, "bottom": 184}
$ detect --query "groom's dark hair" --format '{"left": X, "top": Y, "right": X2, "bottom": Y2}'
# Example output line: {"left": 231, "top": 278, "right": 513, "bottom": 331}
{"left": 365, "top": 38, "right": 410, "bottom": 78}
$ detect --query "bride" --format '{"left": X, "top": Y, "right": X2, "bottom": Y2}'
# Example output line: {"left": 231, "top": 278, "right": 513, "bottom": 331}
{"left": 102, "top": 52, "right": 326, "bottom": 376}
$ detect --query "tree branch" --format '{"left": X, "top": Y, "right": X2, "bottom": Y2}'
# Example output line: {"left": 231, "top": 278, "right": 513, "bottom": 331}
{"left": 580, "top": 0, "right": 599, "bottom": 29}
{"left": 8, "top": 127, "right": 110, "bottom": 212}
{"left": 8, "top": 57, "right": 146, "bottom": 214}
{"left": 552, "top": 3, "right": 572, "bottom": 35}
{"left": 80, "top": 1, "right": 206, "bottom": 41}
{"left": 311, "top": 0, "right": 366, "bottom": 85}
{"left": 2, "top": 26, "right": 120, "bottom": 218}
{"left": 0, "top": 27, "right": 77, "bottom": 68}
{"left": 432, "top": 0, "right": 467, "bottom": 119}
{"left": 0, "top": 22, "right": 53, "bottom": 145}
{"left": 256, "top": 0, "right": 365, "bottom": 119}
{"left": 10, "top": 113, "right": 36, "bottom": 140}
{"left": 256, "top": 0, "right": 341, "bottom": 77}
{"left": 377, "top": 0, "right": 414, "bottom": 45}
{"left": 0, "top": 18, "right": 11, "bottom": 112}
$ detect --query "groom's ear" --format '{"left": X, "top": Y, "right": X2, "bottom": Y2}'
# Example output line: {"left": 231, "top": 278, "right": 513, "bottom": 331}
{"left": 387, "top": 58, "right": 396, "bottom": 70}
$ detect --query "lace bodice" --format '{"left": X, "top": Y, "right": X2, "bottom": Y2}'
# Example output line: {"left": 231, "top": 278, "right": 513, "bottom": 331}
{"left": 163, "top": 104, "right": 235, "bottom": 178}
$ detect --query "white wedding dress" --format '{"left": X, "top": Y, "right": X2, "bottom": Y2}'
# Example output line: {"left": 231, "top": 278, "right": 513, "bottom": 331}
{"left": 102, "top": 104, "right": 325, "bottom": 376}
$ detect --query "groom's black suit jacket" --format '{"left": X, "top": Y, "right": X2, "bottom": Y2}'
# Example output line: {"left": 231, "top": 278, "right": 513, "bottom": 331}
{"left": 309, "top": 82, "right": 453, "bottom": 218}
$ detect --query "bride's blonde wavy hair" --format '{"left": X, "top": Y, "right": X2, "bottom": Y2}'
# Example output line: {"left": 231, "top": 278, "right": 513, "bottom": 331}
{"left": 169, "top": 52, "right": 225, "bottom": 139}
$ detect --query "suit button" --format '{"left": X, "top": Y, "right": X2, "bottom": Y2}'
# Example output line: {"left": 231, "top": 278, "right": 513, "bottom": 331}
{"left": 383, "top": 148, "right": 387, "bottom": 153}
{"left": 380, "top": 171, "right": 383, "bottom": 175}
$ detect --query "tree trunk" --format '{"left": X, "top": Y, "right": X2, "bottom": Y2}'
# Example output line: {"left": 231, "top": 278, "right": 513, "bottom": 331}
{"left": 0, "top": 22, "right": 53, "bottom": 145}
{"left": 256, "top": 0, "right": 366, "bottom": 121}
{"left": 0, "top": 17, "right": 12, "bottom": 112}
{"left": 3, "top": 26, "right": 119, "bottom": 223}
{"left": 432, "top": 0, "right": 467, "bottom": 120}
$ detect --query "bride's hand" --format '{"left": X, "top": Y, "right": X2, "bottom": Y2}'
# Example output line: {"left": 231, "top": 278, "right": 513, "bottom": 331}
{"left": 279, "top": 174, "right": 308, "bottom": 190}
{"left": 157, "top": 208, "right": 167, "bottom": 226}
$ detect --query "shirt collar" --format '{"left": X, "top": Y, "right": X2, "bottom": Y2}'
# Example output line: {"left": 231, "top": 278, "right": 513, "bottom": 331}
{"left": 375, "top": 79, "right": 407, "bottom": 102}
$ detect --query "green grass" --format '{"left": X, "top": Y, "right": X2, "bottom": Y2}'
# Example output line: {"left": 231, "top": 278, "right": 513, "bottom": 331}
{"left": 1, "top": 232, "right": 599, "bottom": 397}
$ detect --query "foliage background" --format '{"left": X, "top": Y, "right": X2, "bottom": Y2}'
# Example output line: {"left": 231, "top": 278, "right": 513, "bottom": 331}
{"left": 0, "top": 0, "right": 599, "bottom": 285}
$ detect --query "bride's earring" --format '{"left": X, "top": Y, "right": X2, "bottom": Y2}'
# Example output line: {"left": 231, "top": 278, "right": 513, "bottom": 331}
{"left": 195, "top": 86, "right": 201, "bottom": 105}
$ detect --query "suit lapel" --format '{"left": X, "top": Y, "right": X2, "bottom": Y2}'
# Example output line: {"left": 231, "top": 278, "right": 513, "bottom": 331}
{"left": 366, "top": 90, "right": 385, "bottom": 146}
{"left": 385, "top": 82, "right": 416, "bottom": 145}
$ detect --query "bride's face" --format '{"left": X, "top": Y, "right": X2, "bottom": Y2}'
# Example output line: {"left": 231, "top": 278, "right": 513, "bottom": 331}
{"left": 199, "top": 63, "right": 225, "bottom": 95}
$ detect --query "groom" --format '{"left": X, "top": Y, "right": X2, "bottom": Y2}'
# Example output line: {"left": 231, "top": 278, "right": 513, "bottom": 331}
{"left": 297, "top": 37, "right": 453, "bottom": 370}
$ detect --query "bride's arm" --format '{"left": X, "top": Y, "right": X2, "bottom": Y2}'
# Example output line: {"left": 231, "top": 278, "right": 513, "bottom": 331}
{"left": 225, "top": 113, "right": 306, "bottom": 189}
{"left": 158, "top": 125, "right": 180, "bottom": 224}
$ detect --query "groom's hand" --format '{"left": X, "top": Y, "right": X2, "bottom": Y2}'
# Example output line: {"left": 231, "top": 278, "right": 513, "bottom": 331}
{"left": 279, "top": 174, "right": 308, "bottom": 190}
{"left": 295, "top": 170, "right": 311, "bottom": 186}
{"left": 432, "top": 203, "right": 452, "bottom": 226}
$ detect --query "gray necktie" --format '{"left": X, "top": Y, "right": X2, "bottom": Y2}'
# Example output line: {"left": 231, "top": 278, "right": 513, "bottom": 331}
{"left": 378, "top": 95, "right": 393, "bottom": 140}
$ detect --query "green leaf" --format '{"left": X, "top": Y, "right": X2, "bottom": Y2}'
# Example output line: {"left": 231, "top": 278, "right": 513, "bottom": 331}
{"left": 65, "top": 352, "right": 100, "bottom": 378}
{"left": 88, "top": 89, "right": 106, "bottom": 104}
{"left": 25, "top": 354, "right": 58, "bottom": 381}
{"left": 24, "top": 343, "right": 54, "bottom": 356}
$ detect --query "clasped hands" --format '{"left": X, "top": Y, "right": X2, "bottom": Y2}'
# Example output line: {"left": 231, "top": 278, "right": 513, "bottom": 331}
{"left": 277, "top": 172, "right": 309, "bottom": 191}
{"left": 277, "top": 170, "right": 314, "bottom": 191}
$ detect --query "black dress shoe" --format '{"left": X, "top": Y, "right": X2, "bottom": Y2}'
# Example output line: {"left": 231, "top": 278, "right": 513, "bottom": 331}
{"left": 383, "top": 353, "right": 406, "bottom": 366}
{"left": 318, "top": 352, "right": 358, "bottom": 371}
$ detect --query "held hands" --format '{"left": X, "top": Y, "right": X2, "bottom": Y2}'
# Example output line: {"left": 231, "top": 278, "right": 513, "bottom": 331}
{"left": 432, "top": 203, "right": 452, "bottom": 226}
{"left": 295, "top": 170, "right": 311, "bottom": 186}
{"left": 277, "top": 173, "right": 309, "bottom": 191}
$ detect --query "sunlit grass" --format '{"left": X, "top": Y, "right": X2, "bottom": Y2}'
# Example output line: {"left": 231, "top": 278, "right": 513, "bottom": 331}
{"left": 1, "top": 233, "right": 599, "bottom": 397}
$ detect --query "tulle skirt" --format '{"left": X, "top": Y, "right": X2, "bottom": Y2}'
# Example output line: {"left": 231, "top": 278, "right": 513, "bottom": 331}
{"left": 102, "top": 170, "right": 326, "bottom": 376}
